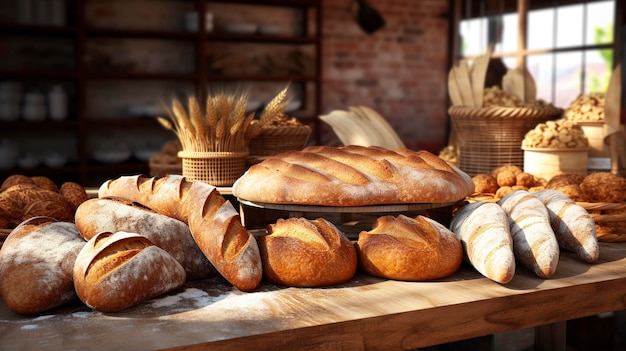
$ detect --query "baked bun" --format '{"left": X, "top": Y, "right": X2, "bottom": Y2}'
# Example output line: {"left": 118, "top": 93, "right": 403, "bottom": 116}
{"left": 357, "top": 215, "right": 462, "bottom": 281}
{"left": 74, "top": 197, "right": 216, "bottom": 280}
{"left": 0, "top": 217, "right": 86, "bottom": 315}
{"left": 259, "top": 217, "right": 357, "bottom": 287}
{"left": 73, "top": 231, "right": 186, "bottom": 312}
{"left": 232, "top": 145, "right": 475, "bottom": 206}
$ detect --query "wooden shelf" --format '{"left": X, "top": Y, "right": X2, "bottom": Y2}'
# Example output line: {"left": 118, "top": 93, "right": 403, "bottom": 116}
{"left": 0, "top": 0, "right": 322, "bottom": 187}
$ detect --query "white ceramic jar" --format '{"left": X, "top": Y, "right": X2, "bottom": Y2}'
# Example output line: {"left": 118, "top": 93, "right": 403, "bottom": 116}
{"left": 48, "top": 84, "right": 68, "bottom": 120}
{"left": 22, "top": 91, "right": 46, "bottom": 122}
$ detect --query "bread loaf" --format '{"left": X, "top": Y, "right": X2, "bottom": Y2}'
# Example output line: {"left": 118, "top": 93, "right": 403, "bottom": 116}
{"left": 450, "top": 201, "right": 515, "bottom": 284}
{"left": 0, "top": 217, "right": 86, "bottom": 315}
{"left": 533, "top": 190, "right": 599, "bottom": 263}
{"left": 98, "top": 174, "right": 262, "bottom": 291}
{"left": 259, "top": 217, "right": 357, "bottom": 287}
{"left": 74, "top": 197, "right": 216, "bottom": 279}
{"left": 357, "top": 215, "right": 462, "bottom": 281}
{"left": 73, "top": 231, "right": 186, "bottom": 312}
{"left": 232, "top": 145, "right": 475, "bottom": 206}
{"left": 498, "top": 190, "right": 560, "bottom": 278}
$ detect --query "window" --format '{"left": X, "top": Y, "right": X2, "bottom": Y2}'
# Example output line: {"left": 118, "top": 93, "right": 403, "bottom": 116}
{"left": 453, "top": 0, "right": 616, "bottom": 108}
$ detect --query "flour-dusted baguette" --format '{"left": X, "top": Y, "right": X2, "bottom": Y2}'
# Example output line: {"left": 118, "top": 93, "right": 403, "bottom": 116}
{"left": 74, "top": 197, "right": 216, "bottom": 280}
{"left": 533, "top": 189, "right": 599, "bottom": 263}
{"left": 98, "top": 174, "right": 262, "bottom": 291}
{"left": 232, "top": 145, "right": 475, "bottom": 206}
{"left": 450, "top": 201, "right": 515, "bottom": 284}
{"left": 73, "top": 231, "right": 186, "bottom": 312}
{"left": 357, "top": 215, "right": 462, "bottom": 281}
{"left": 0, "top": 217, "right": 86, "bottom": 315}
{"left": 498, "top": 190, "right": 560, "bottom": 278}
{"left": 259, "top": 217, "right": 357, "bottom": 287}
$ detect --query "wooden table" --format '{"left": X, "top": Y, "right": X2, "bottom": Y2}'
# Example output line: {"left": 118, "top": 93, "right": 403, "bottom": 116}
{"left": 1, "top": 242, "right": 625, "bottom": 351}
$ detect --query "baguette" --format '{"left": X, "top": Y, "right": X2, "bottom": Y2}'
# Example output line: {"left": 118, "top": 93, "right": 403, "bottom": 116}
{"left": 73, "top": 231, "right": 186, "bottom": 312}
{"left": 0, "top": 217, "right": 86, "bottom": 315}
{"left": 357, "top": 215, "right": 462, "bottom": 281}
{"left": 259, "top": 217, "right": 357, "bottom": 287}
{"left": 74, "top": 197, "right": 216, "bottom": 279}
{"left": 98, "top": 174, "right": 262, "bottom": 291}
{"left": 498, "top": 190, "right": 560, "bottom": 278}
{"left": 533, "top": 190, "right": 599, "bottom": 263}
{"left": 450, "top": 201, "right": 515, "bottom": 284}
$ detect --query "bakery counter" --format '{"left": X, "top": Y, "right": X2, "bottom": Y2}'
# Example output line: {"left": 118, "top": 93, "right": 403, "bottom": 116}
{"left": 1, "top": 243, "right": 625, "bottom": 351}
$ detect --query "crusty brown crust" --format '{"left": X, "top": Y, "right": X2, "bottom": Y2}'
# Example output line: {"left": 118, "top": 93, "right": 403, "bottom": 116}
{"left": 258, "top": 217, "right": 357, "bottom": 287}
{"left": 0, "top": 217, "right": 86, "bottom": 315}
{"left": 356, "top": 215, "right": 463, "bottom": 281}
{"left": 232, "top": 145, "right": 475, "bottom": 206}
{"left": 75, "top": 197, "right": 216, "bottom": 280}
{"left": 73, "top": 231, "right": 186, "bottom": 313}
{"left": 98, "top": 174, "right": 262, "bottom": 291}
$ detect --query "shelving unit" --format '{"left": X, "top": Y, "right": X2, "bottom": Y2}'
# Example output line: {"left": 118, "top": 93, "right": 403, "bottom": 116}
{"left": 0, "top": 0, "right": 322, "bottom": 187}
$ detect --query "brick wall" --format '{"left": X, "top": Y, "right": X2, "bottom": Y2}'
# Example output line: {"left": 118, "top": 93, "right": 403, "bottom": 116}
{"left": 320, "top": 0, "right": 451, "bottom": 153}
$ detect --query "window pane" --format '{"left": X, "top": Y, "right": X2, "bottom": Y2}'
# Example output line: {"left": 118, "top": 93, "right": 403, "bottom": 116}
{"left": 585, "top": 49, "right": 612, "bottom": 94}
{"left": 499, "top": 13, "right": 518, "bottom": 53}
{"left": 460, "top": 18, "right": 487, "bottom": 56}
{"left": 527, "top": 54, "right": 554, "bottom": 103}
{"left": 528, "top": 8, "right": 554, "bottom": 50}
{"left": 555, "top": 51, "right": 583, "bottom": 107}
{"left": 585, "top": 1, "right": 614, "bottom": 45}
{"left": 556, "top": 5, "right": 584, "bottom": 48}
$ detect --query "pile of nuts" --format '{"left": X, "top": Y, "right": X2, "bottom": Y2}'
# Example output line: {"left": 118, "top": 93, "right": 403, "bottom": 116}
{"left": 483, "top": 86, "right": 552, "bottom": 109}
{"left": 522, "top": 119, "right": 589, "bottom": 149}
{"left": 564, "top": 92, "right": 605, "bottom": 122}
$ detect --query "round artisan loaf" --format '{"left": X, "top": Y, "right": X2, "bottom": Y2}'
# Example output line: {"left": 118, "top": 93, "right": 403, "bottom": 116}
{"left": 357, "top": 214, "right": 463, "bottom": 281}
{"left": 232, "top": 145, "right": 475, "bottom": 206}
{"left": 73, "top": 231, "right": 186, "bottom": 313}
{"left": 259, "top": 217, "right": 357, "bottom": 287}
{"left": 74, "top": 196, "right": 216, "bottom": 280}
{"left": 0, "top": 217, "right": 86, "bottom": 315}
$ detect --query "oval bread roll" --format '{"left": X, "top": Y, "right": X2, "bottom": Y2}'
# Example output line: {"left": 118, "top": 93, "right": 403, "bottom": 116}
{"left": 357, "top": 215, "right": 462, "bottom": 281}
{"left": 74, "top": 197, "right": 216, "bottom": 280}
{"left": 259, "top": 217, "right": 357, "bottom": 287}
{"left": 73, "top": 231, "right": 186, "bottom": 313}
{"left": 498, "top": 190, "right": 560, "bottom": 278}
{"left": 0, "top": 217, "right": 86, "bottom": 315}
{"left": 450, "top": 201, "right": 516, "bottom": 284}
{"left": 533, "top": 190, "right": 599, "bottom": 263}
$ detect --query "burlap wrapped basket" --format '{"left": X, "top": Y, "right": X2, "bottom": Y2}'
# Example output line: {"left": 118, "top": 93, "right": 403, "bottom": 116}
{"left": 449, "top": 105, "right": 563, "bottom": 177}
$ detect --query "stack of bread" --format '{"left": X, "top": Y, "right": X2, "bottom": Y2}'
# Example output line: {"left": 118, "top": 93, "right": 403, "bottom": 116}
{"left": 0, "top": 145, "right": 606, "bottom": 316}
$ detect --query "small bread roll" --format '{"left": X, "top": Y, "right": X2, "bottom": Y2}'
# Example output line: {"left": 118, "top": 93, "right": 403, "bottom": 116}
{"left": 0, "top": 217, "right": 86, "bottom": 315}
{"left": 357, "top": 215, "right": 462, "bottom": 281}
{"left": 73, "top": 231, "right": 186, "bottom": 312}
{"left": 259, "top": 217, "right": 357, "bottom": 287}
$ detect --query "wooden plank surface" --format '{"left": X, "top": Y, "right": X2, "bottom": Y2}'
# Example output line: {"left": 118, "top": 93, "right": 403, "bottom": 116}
{"left": 1, "top": 243, "right": 625, "bottom": 351}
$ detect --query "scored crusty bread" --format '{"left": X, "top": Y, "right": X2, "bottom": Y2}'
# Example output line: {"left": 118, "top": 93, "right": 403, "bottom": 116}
{"left": 98, "top": 174, "right": 262, "bottom": 291}
{"left": 74, "top": 197, "right": 216, "bottom": 280}
{"left": 73, "top": 231, "right": 186, "bottom": 313}
{"left": 450, "top": 201, "right": 516, "bottom": 284}
{"left": 533, "top": 190, "right": 599, "bottom": 263}
{"left": 357, "top": 214, "right": 463, "bottom": 281}
{"left": 0, "top": 217, "right": 86, "bottom": 315}
{"left": 259, "top": 217, "right": 357, "bottom": 287}
{"left": 498, "top": 190, "right": 560, "bottom": 278}
{"left": 232, "top": 145, "right": 475, "bottom": 206}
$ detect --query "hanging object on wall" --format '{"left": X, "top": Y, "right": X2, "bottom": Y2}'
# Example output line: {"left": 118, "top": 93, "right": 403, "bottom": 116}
{"left": 354, "top": 0, "right": 385, "bottom": 34}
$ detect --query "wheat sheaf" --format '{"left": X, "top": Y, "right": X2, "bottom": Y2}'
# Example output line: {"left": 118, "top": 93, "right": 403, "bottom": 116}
{"left": 157, "top": 86, "right": 290, "bottom": 153}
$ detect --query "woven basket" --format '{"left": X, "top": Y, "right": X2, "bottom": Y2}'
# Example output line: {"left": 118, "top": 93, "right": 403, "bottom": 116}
{"left": 577, "top": 201, "right": 626, "bottom": 243}
{"left": 249, "top": 125, "right": 311, "bottom": 157}
{"left": 149, "top": 158, "right": 182, "bottom": 177}
{"left": 178, "top": 150, "right": 248, "bottom": 186}
{"left": 449, "top": 105, "right": 563, "bottom": 177}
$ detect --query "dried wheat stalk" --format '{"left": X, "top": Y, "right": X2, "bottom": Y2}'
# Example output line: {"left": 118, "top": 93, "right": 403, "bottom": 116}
{"left": 158, "top": 86, "right": 291, "bottom": 153}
